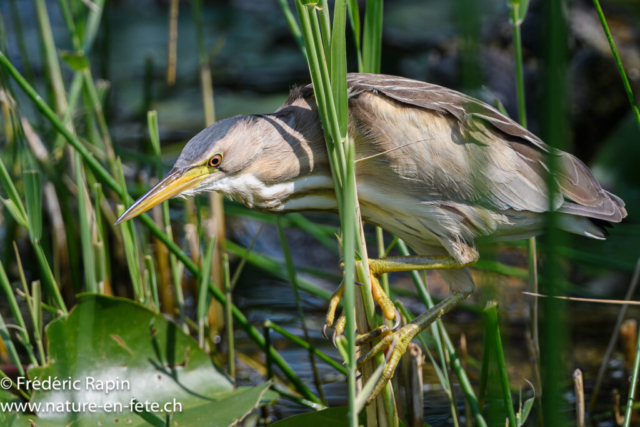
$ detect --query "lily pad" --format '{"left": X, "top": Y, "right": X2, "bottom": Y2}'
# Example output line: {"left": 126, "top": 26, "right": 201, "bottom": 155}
{"left": 272, "top": 406, "right": 366, "bottom": 427}
{"left": 18, "top": 295, "right": 270, "bottom": 426}
{"left": 172, "top": 382, "right": 274, "bottom": 427}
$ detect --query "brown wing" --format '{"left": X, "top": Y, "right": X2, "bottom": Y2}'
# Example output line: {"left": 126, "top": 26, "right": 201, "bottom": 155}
{"left": 345, "top": 73, "right": 626, "bottom": 222}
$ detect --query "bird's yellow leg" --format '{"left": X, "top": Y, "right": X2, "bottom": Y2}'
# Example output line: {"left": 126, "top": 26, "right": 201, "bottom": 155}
{"left": 324, "top": 260, "right": 398, "bottom": 339}
{"left": 325, "top": 281, "right": 344, "bottom": 328}
{"left": 360, "top": 255, "right": 475, "bottom": 329}
{"left": 368, "top": 255, "right": 476, "bottom": 275}
{"left": 356, "top": 291, "right": 471, "bottom": 406}
{"left": 325, "top": 255, "right": 475, "bottom": 340}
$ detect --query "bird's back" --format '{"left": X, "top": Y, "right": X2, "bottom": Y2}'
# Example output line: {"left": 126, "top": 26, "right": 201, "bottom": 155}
{"left": 286, "top": 73, "right": 626, "bottom": 261}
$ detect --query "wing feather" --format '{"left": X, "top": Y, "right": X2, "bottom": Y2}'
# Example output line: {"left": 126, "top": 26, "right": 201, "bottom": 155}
{"left": 345, "top": 73, "right": 627, "bottom": 223}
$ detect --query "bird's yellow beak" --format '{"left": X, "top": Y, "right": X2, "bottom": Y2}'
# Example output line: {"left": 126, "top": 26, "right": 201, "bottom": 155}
{"left": 115, "top": 166, "right": 209, "bottom": 224}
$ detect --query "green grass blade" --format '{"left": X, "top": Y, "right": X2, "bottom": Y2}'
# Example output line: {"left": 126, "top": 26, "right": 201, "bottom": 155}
{"left": 31, "top": 280, "right": 45, "bottom": 365}
{"left": 484, "top": 302, "right": 516, "bottom": 426}
{"left": 148, "top": 110, "right": 185, "bottom": 324}
{"left": 93, "top": 183, "right": 107, "bottom": 293}
{"left": 624, "top": 325, "right": 640, "bottom": 426}
{"left": 223, "top": 253, "right": 234, "bottom": 380}
{"left": 277, "top": 217, "right": 325, "bottom": 404}
{"left": 75, "top": 153, "right": 97, "bottom": 293}
{"left": 277, "top": 0, "right": 307, "bottom": 57}
{"left": 145, "top": 256, "right": 160, "bottom": 313}
{"left": 318, "top": 0, "right": 332, "bottom": 71}
{"left": 398, "top": 240, "right": 486, "bottom": 427}
{"left": 22, "top": 170, "right": 42, "bottom": 243}
{"left": 592, "top": 0, "right": 640, "bottom": 133}
{"left": 198, "top": 237, "right": 215, "bottom": 349}
{"left": 264, "top": 319, "right": 348, "bottom": 375}
{"left": 331, "top": 0, "right": 348, "bottom": 138}
{"left": 0, "top": 312, "right": 25, "bottom": 377}
{"left": 346, "top": 0, "right": 363, "bottom": 71}
{"left": 0, "top": 261, "right": 38, "bottom": 366}
{"left": 362, "top": 0, "right": 383, "bottom": 74}
{"left": 0, "top": 155, "right": 28, "bottom": 228}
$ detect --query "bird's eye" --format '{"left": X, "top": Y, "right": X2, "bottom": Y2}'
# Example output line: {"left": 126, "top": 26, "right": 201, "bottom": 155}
{"left": 209, "top": 154, "right": 223, "bottom": 168}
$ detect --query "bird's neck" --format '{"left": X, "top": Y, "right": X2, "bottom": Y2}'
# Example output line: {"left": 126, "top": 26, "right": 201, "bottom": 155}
{"left": 210, "top": 173, "right": 336, "bottom": 213}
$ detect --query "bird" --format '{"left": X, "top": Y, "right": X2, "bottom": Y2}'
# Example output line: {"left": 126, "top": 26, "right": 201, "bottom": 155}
{"left": 116, "top": 73, "right": 627, "bottom": 404}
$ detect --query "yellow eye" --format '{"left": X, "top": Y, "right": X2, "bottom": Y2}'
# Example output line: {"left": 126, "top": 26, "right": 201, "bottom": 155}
{"left": 209, "top": 154, "right": 222, "bottom": 168}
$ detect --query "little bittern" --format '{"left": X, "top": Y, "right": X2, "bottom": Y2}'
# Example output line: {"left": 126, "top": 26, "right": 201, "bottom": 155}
{"left": 117, "top": 74, "right": 626, "bottom": 404}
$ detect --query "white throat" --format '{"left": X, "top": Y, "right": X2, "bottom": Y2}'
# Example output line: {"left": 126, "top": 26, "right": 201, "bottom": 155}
{"left": 202, "top": 173, "right": 335, "bottom": 212}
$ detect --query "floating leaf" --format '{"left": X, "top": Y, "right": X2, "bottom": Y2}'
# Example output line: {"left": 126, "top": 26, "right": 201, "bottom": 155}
{"left": 27, "top": 295, "right": 236, "bottom": 426}
{"left": 272, "top": 406, "right": 366, "bottom": 427}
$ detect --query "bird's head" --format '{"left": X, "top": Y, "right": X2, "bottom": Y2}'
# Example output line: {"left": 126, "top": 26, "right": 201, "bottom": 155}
{"left": 115, "top": 109, "right": 328, "bottom": 224}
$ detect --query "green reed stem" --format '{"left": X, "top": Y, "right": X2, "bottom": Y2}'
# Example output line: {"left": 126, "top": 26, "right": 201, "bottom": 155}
{"left": 362, "top": 0, "right": 383, "bottom": 74}
{"left": 509, "top": 4, "right": 542, "bottom": 420}
{"left": 265, "top": 319, "right": 348, "bottom": 375}
{"left": 31, "top": 280, "right": 45, "bottom": 366}
{"left": 34, "top": 0, "right": 68, "bottom": 117}
{"left": 148, "top": 111, "right": 185, "bottom": 325}
{"left": 197, "top": 238, "right": 215, "bottom": 349}
{"left": 0, "top": 261, "right": 38, "bottom": 366}
{"left": 398, "top": 240, "right": 486, "bottom": 427}
{"left": 540, "top": 0, "right": 568, "bottom": 423}
{"left": 145, "top": 256, "right": 160, "bottom": 312}
{"left": 277, "top": 0, "right": 306, "bottom": 57}
{"left": 0, "top": 313, "right": 24, "bottom": 377}
{"left": 278, "top": 217, "right": 326, "bottom": 404}
{"left": 223, "top": 253, "right": 235, "bottom": 380}
{"left": 0, "top": 369, "right": 29, "bottom": 400}
{"left": 592, "top": 0, "right": 640, "bottom": 132}
{"left": 624, "top": 325, "right": 640, "bottom": 427}
{"left": 264, "top": 322, "right": 273, "bottom": 381}
{"left": 346, "top": 0, "right": 364, "bottom": 71}
{"left": 75, "top": 152, "right": 97, "bottom": 293}
{"left": 484, "top": 302, "right": 516, "bottom": 426}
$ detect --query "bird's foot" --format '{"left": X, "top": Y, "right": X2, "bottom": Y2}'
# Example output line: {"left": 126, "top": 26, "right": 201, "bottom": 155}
{"left": 322, "top": 259, "right": 399, "bottom": 341}
{"left": 356, "top": 323, "right": 421, "bottom": 406}
{"left": 356, "top": 291, "right": 470, "bottom": 405}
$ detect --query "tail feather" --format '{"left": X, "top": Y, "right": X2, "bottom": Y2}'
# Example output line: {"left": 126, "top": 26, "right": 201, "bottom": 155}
{"left": 559, "top": 194, "right": 627, "bottom": 223}
{"left": 552, "top": 150, "right": 627, "bottom": 225}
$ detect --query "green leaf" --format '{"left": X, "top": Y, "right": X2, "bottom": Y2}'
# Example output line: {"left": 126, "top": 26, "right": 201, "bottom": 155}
{"left": 0, "top": 313, "right": 25, "bottom": 377}
{"left": 362, "top": 0, "right": 383, "bottom": 73}
{"left": 272, "top": 406, "right": 366, "bottom": 427}
{"left": 0, "top": 153, "right": 28, "bottom": 225}
{"left": 147, "top": 111, "right": 160, "bottom": 156}
{"left": 59, "top": 50, "right": 90, "bottom": 71}
{"left": 171, "top": 382, "right": 274, "bottom": 427}
{"left": 27, "top": 295, "right": 235, "bottom": 426}
{"left": 516, "top": 379, "right": 535, "bottom": 426}
{"left": 0, "top": 198, "right": 29, "bottom": 231}
{"left": 508, "top": 0, "right": 530, "bottom": 26}
{"left": 75, "top": 153, "right": 97, "bottom": 292}
{"left": 331, "top": 0, "right": 348, "bottom": 138}
{"left": 22, "top": 170, "right": 42, "bottom": 242}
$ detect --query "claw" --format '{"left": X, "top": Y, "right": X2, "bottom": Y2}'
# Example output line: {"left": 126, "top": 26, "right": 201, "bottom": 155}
{"left": 332, "top": 329, "right": 339, "bottom": 348}
{"left": 354, "top": 280, "right": 365, "bottom": 286}
{"left": 322, "top": 324, "right": 329, "bottom": 340}
{"left": 391, "top": 308, "right": 402, "bottom": 331}
{"left": 384, "top": 335, "right": 398, "bottom": 363}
